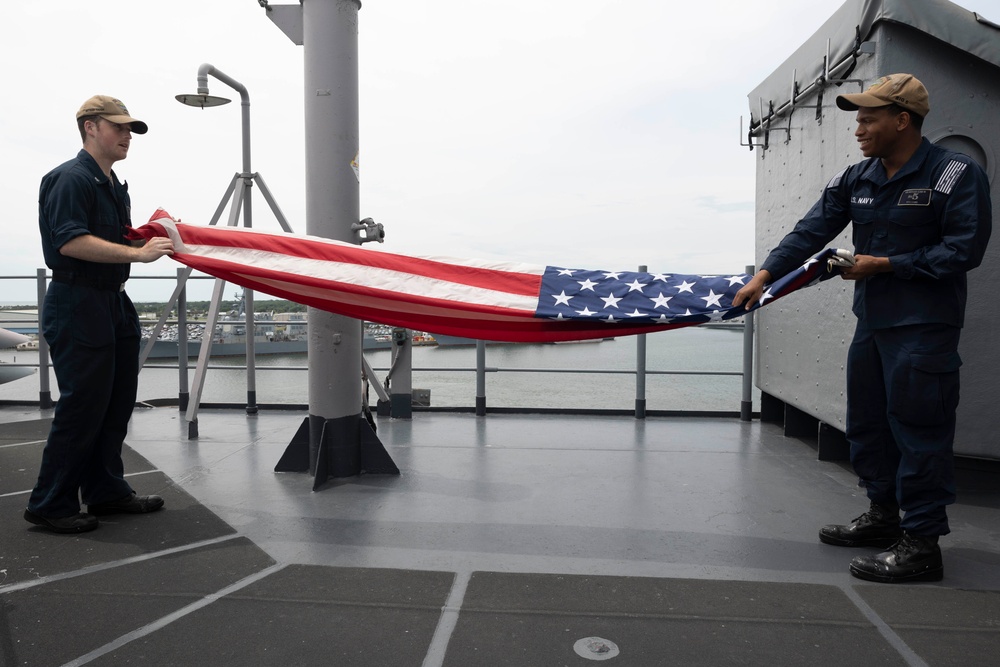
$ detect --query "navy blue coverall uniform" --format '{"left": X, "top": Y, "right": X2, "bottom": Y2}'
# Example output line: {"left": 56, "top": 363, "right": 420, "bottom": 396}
{"left": 28, "top": 149, "right": 141, "bottom": 518}
{"left": 760, "top": 137, "right": 992, "bottom": 537}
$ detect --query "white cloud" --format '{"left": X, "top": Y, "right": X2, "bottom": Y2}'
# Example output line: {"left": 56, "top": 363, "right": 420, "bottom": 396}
{"left": 0, "top": 0, "right": 978, "bottom": 304}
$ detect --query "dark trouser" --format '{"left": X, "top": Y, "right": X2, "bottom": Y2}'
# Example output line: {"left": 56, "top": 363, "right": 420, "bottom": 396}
{"left": 28, "top": 283, "right": 140, "bottom": 518}
{"left": 846, "top": 322, "right": 961, "bottom": 537}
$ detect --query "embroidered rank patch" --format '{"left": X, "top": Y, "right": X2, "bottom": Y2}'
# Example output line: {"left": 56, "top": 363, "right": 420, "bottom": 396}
{"left": 934, "top": 160, "right": 968, "bottom": 194}
{"left": 898, "top": 189, "right": 931, "bottom": 206}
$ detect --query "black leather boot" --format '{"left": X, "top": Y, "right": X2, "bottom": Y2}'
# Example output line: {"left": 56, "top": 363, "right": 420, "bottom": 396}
{"left": 818, "top": 500, "right": 902, "bottom": 548}
{"left": 849, "top": 533, "right": 943, "bottom": 583}
{"left": 24, "top": 509, "right": 99, "bottom": 534}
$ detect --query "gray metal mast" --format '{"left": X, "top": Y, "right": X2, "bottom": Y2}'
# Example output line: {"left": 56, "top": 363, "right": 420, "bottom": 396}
{"left": 267, "top": 0, "right": 398, "bottom": 488}
{"left": 302, "top": 0, "right": 361, "bottom": 423}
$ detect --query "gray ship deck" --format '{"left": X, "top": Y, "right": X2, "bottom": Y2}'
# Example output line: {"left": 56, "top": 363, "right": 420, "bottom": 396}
{"left": 2, "top": 405, "right": 999, "bottom": 666}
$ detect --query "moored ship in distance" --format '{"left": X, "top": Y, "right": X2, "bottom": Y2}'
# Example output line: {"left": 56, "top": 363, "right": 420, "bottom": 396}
{"left": 0, "top": 326, "right": 34, "bottom": 385}
{"left": 141, "top": 289, "right": 446, "bottom": 358}
{"left": 430, "top": 333, "right": 616, "bottom": 347}
{"left": 697, "top": 316, "right": 745, "bottom": 331}
{"left": 429, "top": 331, "right": 734, "bottom": 347}
{"left": 141, "top": 319, "right": 437, "bottom": 358}
{"left": 429, "top": 317, "right": 743, "bottom": 347}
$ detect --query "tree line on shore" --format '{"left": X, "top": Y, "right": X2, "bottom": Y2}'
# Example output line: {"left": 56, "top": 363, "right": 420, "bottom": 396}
{"left": 0, "top": 299, "right": 304, "bottom": 316}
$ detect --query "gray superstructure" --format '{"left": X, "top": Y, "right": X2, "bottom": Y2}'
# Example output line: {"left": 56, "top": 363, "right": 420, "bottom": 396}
{"left": 747, "top": 0, "right": 1000, "bottom": 459}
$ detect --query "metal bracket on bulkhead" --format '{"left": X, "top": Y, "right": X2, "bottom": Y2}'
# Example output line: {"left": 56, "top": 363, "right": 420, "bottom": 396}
{"left": 742, "top": 34, "right": 874, "bottom": 154}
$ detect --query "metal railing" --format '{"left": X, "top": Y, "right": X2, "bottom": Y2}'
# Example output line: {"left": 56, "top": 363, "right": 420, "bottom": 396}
{"left": 1, "top": 268, "right": 757, "bottom": 419}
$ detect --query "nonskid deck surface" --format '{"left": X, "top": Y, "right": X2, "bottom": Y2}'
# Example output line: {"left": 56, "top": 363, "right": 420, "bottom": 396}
{"left": 2, "top": 406, "right": 999, "bottom": 666}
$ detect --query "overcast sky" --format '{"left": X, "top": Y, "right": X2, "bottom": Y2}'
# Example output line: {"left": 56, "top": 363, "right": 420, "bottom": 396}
{"left": 0, "top": 0, "right": 984, "bottom": 304}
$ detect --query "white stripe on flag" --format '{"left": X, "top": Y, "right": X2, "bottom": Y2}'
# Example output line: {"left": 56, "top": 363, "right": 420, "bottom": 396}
{"left": 169, "top": 219, "right": 548, "bottom": 276}
{"left": 184, "top": 244, "right": 542, "bottom": 312}
{"left": 235, "top": 274, "right": 542, "bottom": 322}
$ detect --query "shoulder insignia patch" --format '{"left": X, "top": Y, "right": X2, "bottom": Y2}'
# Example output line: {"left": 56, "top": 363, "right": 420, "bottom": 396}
{"left": 827, "top": 167, "right": 848, "bottom": 189}
{"left": 934, "top": 160, "right": 968, "bottom": 195}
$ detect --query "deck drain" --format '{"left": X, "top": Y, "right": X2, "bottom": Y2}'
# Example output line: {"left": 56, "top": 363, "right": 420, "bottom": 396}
{"left": 573, "top": 636, "right": 620, "bottom": 661}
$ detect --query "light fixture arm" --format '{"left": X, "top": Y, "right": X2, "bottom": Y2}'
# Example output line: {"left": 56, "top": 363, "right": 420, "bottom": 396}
{"left": 173, "top": 63, "right": 262, "bottom": 429}
{"left": 195, "top": 63, "right": 252, "bottom": 175}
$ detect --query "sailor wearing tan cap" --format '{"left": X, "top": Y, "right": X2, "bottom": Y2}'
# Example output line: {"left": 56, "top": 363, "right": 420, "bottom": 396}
{"left": 733, "top": 74, "right": 992, "bottom": 583}
{"left": 24, "top": 95, "right": 173, "bottom": 534}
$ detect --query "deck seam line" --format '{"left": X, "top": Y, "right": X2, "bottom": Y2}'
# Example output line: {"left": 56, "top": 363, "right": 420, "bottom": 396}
{"left": 451, "top": 607, "right": 874, "bottom": 626}
{"left": 1, "top": 469, "right": 170, "bottom": 499}
{"left": 0, "top": 439, "right": 46, "bottom": 449}
{"left": 840, "top": 584, "right": 930, "bottom": 667}
{"left": 0, "top": 534, "right": 240, "bottom": 594}
{"left": 59, "top": 562, "right": 288, "bottom": 667}
{"left": 421, "top": 569, "right": 472, "bottom": 667}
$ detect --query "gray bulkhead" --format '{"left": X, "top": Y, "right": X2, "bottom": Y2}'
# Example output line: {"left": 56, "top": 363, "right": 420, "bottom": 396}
{"left": 746, "top": 0, "right": 1000, "bottom": 459}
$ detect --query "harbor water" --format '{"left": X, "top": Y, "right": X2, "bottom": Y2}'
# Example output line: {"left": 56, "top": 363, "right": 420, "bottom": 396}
{"left": 0, "top": 327, "right": 746, "bottom": 412}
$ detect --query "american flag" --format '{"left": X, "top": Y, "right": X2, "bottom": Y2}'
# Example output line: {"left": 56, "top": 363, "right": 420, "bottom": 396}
{"left": 130, "top": 209, "right": 840, "bottom": 343}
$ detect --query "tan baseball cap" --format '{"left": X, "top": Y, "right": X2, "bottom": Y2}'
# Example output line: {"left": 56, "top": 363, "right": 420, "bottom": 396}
{"left": 75, "top": 95, "right": 148, "bottom": 134}
{"left": 836, "top": 73, "right": 930, "bottom": 118}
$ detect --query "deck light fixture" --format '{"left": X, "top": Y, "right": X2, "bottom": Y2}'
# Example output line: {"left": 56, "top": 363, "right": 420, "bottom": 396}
{"left": 170, "top": 64, "right": 293, "bottom": 435}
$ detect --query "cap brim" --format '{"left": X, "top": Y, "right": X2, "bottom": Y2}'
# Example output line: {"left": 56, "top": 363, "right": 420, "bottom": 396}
{"left": 102, "top": 114, "right": 148, "bottom": 134}
{"left": 835, "top": 93, "right": 892, "bottom": 111}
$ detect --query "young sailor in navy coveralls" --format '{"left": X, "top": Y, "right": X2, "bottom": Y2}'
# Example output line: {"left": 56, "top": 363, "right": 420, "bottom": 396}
{"left": 24, "top": 96, "right": 175, "bottom": 534}
{"left": 733, "top": 74, "right": 992, "bottom": 583}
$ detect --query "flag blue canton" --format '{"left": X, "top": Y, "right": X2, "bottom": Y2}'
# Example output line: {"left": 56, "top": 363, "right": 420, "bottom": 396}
{"left": 534, "top": 268, "right": 752, "bottom": 324}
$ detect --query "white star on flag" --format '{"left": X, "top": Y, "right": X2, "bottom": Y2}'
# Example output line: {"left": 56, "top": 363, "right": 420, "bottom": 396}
{"left": 552, "top": 291, "right": 572, "bottom": 306}
{"left": 625, "top": 279, "right": 646, "bottom": 293}
{"left": 700, "top": 290, "right": 723, "bottom": 308}
{"left": 601, "top": 293, "right": 623, "bottom": 309}
{"left": 675, "top": 280, "right": 696, "bottom": 293}
{"left": 650, "top": 293, "right": 672, "bottom": 309}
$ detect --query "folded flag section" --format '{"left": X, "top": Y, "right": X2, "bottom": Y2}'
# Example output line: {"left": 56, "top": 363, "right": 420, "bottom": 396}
{"left": 129, "top": 209, "right": 840, "bottom": 343}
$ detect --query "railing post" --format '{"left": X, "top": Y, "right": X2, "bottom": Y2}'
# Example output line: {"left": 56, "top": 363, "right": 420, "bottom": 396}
{"left": 35, "top": 268, "right": 52, "bottom": 409}
{"left": 740, "top": 264, "right": 756, "bottom": 421}
{"left": 389, "top": 328, "right": 413, "bottom": 418}
{"left": 635, "top": 264, "right": 647, "bottom": 419}
{"left": 176, "top": 268, "right": 190, "bottom": 412}
{"left": 475, "top": 339, "right": 486, "bottom": 416}
{"left": 245, "top": 288, "right": 258, "bottom": 415}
